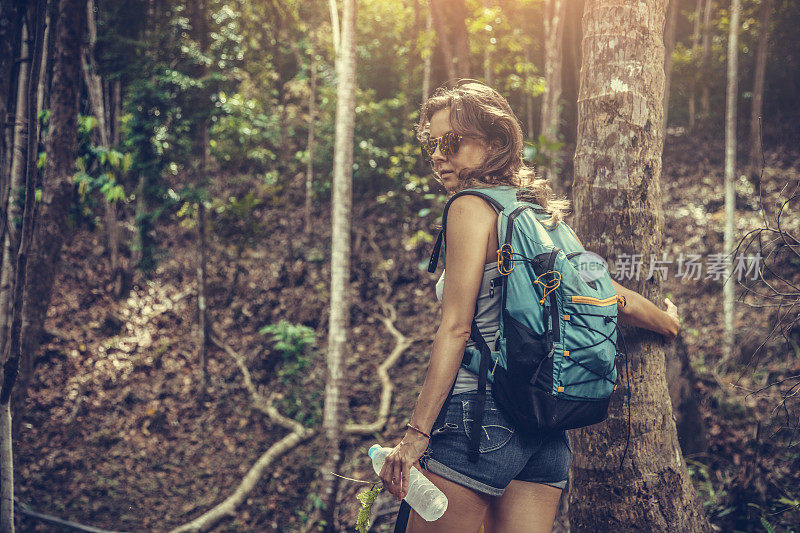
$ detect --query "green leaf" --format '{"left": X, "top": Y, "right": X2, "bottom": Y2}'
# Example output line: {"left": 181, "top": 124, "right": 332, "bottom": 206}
{"left": 355, "top": 486, "right": 382, "bottom": 533}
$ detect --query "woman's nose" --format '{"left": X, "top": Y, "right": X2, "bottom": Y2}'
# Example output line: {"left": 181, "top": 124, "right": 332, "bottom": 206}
{"left": 431, "top": 144, "right": 446, "bottom": 162}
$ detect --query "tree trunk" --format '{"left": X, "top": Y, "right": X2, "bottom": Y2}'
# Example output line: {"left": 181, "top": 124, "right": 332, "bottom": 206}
{"left": 700, "top": 0, "right": 712, "bottom": 119}
{"left": 0, "top": 22, "right": 29, "bottom": 364}
{"left": 421, "top": 9, "right": 433, "bottom": 102}
{"left": 688, "top": 0, "right": 703, "bottom": 131}
{"left": 304, "top": 50, "right": 317, "bottom": 235}
{"left": 190, "top": 0, "right": 210, "bottom": 392}
{"left": 321, "top": 0, "right": 356, "bottom": 529}
{"left": 663, "top": 0, "right": 679, "bottom": 134}
{"left": 451, "top": 0, "right": 471, "bottom": 78}
{"left": 328, "top": 0, "right": 340, "bottom": 58}
{"left": 83, "top": 0, "right": 121, "bottom": 298}
{"left": 722, "top": 0, "right": 740, "bottom": 363}
{"left": 0, "top": 0, "right": 48, "bottom": 529}
{"left": 430, "top": 0, "right": 458, "bottom": 82}
{"left": 0, "top": 3, "right": 23, "bottom": 197}
{"left": 541, "top": 0, "right": 567, "bottom": 186}
{"left": 747, "top": 0, "right": 771, "bottom": 182}
{"left": 569, "top": 1, "right": 712, "bottom": 530}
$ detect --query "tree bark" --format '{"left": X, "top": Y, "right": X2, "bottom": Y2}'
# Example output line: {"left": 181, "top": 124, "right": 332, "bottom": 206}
{"left": 700, "top": 0, "right": 712, "bottom": 119}
{"left": 450, "top": 0, "right": 471, "bottom": 78}
{"left": 0, "top": 22, "right": 29, "bottom": 364}
{"left": 0, "top": 2, "right": 23, "bottom": 204}
{"left": 430, "top": 0, "right": 458, "bottom": 82}
{"left": 421, "top": 9, "right": 433, "bottom": 102}
{"left": 541, "top": 0, "right": 567, "bottom": 186}
{"left": 321, "top": 0, "right": 356, "bottom": 528}
{"left": 747, "top": 0, "right": 772, "bottom": 182}
{"left": 0, "top": 0, "right": 48, "bottom": 529}
{"left": 688, "top": 0, "right": 703, "bottom": 131}
{"left": 663, "top": 0, "right": 679, "bottom": 134}
{"left": 82, "top": 0, "right": 121, "bottom": 297}
{"left": 304, "top": 49, "right": 317, "bottom": 235}
{"left": 722, "top": 0, "right": 740, "bottom": 363}
{"left": 569, "top": 1, "right": 712, "bottom": 530}
{"left": 190, "top": 0, "right": 210, "bottom": 392}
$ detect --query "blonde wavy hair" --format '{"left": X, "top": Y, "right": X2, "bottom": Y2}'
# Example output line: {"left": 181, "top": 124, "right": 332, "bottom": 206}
{"left": 417, "top": 80, "right": 570, "bottom": 225}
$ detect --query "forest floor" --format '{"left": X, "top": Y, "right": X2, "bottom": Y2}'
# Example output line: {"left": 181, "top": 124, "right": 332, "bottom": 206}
{"left": 13, "top": 130, "right": 800, "bottom": 532}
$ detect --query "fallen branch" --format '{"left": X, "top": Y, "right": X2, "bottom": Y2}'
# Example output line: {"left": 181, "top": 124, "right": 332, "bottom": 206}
{"left": 168, "top": 330, "right": 314, "bottom": 533}
{"left": 345, "top": 298, "right": 411, "bottom": 435}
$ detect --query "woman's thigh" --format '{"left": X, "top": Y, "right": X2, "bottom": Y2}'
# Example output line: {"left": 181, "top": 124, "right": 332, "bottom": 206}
{"left": 406, "top": 469, "right": 490, "bottom": 533}
{"left": 482, "top": 480, "right": 562, "bottom": 533}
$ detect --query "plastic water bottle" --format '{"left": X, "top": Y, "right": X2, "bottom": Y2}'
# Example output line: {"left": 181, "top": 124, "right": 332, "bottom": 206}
{"left": 368, "top": 444, "right": 448, "bottom": 522}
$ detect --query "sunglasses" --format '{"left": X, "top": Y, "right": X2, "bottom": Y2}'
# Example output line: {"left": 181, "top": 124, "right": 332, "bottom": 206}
{"left": 421, "top": 131, "right": 463, "bottom": 158}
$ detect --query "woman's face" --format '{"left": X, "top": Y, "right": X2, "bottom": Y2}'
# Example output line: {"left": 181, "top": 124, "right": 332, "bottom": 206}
{"left": 428, "top": 108, "right": 489, "bottom": 194}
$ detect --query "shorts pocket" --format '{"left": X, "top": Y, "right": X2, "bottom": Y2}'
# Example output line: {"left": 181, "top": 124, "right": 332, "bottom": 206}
{"left": 461, "top": 399, "right": 515, "bottom": 453}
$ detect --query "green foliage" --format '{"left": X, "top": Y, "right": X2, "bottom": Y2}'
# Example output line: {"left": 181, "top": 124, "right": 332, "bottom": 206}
{"left": 524, "top": 134, "right": 566, "bottom": 169}
{"left": 355, "top": 486, "right": 382, "bottom": 533}
{"left": 260, "top": 320, "right": 316, "bottom": 361}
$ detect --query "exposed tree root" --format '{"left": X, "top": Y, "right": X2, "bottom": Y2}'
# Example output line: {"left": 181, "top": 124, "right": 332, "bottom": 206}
{"left": 170, "top": 297, "right": 412, "bottom": 531}
{"left": 345, "top": 298, "right": 411, "bottom": 435}
{"left": 168, "top": 331, "right": 314, "bottom": 533}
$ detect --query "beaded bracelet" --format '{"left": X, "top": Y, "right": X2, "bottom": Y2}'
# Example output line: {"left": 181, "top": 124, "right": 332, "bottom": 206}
{"left": 406, "top": 422, "right": 431, "bottom": 440}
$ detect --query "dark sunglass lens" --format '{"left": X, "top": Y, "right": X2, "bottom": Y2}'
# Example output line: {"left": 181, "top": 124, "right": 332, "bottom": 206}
{"left": 441, "top": 132, "right": 460, "bottom": 156}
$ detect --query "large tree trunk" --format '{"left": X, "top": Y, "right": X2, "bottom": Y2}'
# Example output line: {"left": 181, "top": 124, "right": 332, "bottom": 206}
{"left": 540, "top": 0, "right": 567, "bottom": 187}
{"left": 0, "top": 0, "right": 49, "bottom": 529}
{"left": 569, "top": 1, "right": 712, "bottom": 530}
{"left": 321, "top": 0, "right": 356, "bottom": 529}
{"left": 747, "top": 0, "right": 772, "bottom": 182}
{"left": 663, "top": 0, "right": 680, "bottom": 133}
{"left": 722, "top": 0, "right": 740, "bottom": 363}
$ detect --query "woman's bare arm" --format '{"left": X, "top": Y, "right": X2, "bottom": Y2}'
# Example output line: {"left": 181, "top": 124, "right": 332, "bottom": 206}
{"left": 378, "top": 195, "right": 495, "bottom": 500}
{"left": 611, "top": 279, "right": 680, "bottom": 341}
{"left": 410, "top": 195, "right": 496, "bottom": 434}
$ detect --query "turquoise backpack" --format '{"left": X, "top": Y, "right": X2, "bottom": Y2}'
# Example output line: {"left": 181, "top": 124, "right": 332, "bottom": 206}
{"left": 428, "top": 186, "right": 622, "bottom": 460}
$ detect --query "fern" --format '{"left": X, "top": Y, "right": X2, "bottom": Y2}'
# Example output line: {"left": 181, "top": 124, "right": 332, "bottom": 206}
{"left": 355, "top": 485, "right": 382, "bottom": 533}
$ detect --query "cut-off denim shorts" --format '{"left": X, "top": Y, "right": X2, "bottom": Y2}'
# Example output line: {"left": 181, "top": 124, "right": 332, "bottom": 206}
{"left": 419, "top": 391, "right": 571, "bottom": 497}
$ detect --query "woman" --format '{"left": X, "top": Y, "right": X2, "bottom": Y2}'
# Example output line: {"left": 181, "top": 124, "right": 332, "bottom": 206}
{"left": 378, "top": 81, "right": 680, "bottom": 533}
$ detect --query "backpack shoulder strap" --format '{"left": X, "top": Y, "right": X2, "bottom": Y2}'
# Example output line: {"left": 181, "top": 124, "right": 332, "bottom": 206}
{"left": 427, "top": 187, "right": 519, "bottom": 273}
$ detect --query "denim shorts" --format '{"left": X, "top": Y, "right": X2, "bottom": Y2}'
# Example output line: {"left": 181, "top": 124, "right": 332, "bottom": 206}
{"left": 419, "top": 391, "right": 571, "bottom": 496}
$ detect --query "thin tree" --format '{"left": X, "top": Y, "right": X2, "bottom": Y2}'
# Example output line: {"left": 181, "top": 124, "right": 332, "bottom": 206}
{"left": 747, "top": 0, "right": 772, "bottom": 182}
{"left": 688, "top": 0, "right": 703, "bottom": 131}
{"left": 320, "top": 0, "right": 356, "bottom": 529}
{"left": 700, "top": 0, "right": 712, "bottom": 119}
{"left": 1, "top": 0, "right": 48, "bottom": 529}
{"left": 722, "top": 0, "right": 741, "bottom": 363}
{"left": 569, "top": 0, "right": 711, "bottom": 529}
{"left": 189, "top": 0, "right": 211, "bottom": 392}
{"left": 430, "top": 0, "right": 458, "bottom": 82}
{"left": 540, "top": 0, "right": 567, "bottom": 186}
{"left": 0, "top": 22, "right": 30, "bottom": 362}
{"left": 663, "top": 0, "right": 680, "bottom": 133}
{"left": 304, "top": 39, "right": 317, "bottom": 235}
{"left": 82, "top": 0, "right": 122, "bottom": 298}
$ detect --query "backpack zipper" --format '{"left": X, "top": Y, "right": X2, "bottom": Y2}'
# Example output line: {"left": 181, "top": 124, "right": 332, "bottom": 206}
{"left": 570, "top": 295, "right": 620, "bottom": 306}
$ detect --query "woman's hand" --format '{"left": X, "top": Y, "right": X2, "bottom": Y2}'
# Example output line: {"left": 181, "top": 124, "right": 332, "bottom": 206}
{"left": 662, "top": 297, "right": 680, "bottom": 342}
{"left": 378, "top": 431, "right": 430, "bottom": 501}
